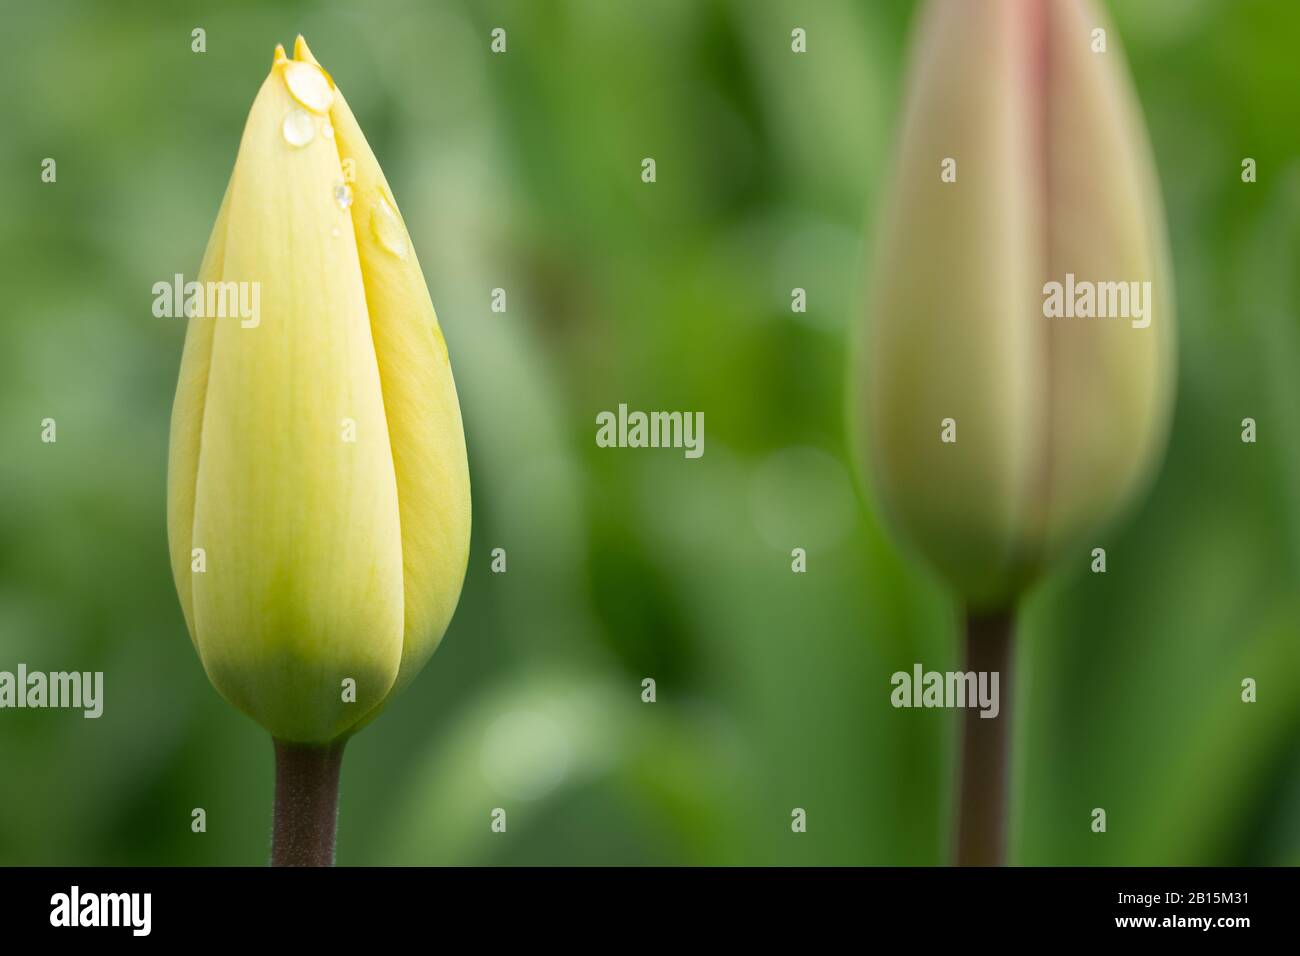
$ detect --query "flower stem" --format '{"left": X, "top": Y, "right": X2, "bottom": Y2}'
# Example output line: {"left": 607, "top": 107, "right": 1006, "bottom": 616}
{"left": 954, "top": 609, "right": 1015, "bottom": 866}
{"left": 271, "top": 738, "right": 346, "bottom": 867}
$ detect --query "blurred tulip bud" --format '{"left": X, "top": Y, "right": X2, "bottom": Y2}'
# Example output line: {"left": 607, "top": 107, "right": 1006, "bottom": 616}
{"left": 854, "top": 0, "right": 1175, "bottom": 609}
{"left": 167, "top": 37, "right": 471, "bottom": 743}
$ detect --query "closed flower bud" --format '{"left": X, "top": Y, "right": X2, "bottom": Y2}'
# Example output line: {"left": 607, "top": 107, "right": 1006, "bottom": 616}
{"left": 855, "top": 0, "right": 1175, "bottom": 609}
{"left": 168, "top": 37, "right": 471, "bottom": 744}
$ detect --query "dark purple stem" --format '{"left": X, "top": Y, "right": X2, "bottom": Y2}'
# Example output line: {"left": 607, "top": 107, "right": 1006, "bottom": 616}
{"left": 271, "top": 738, "right": 346, "bottom": 867}
{"left": 954, "top": 610, "right": 1014, "bottom": 866}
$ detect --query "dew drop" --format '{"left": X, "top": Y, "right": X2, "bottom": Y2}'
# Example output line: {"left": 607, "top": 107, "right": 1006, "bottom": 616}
{"left": 283, "top": 60, "right": 334, "bottom": 113}
{"left": 282, "top": 108, "right": 316, "bottom": 148}
{"left": 321, "top": 121, "right": 334, "bottom": 140}
{"left": 333, "top": 182, "right": 353, "bottom": 210}
{"left": 370, "top": 194, "right": 408, "bottom": 258}
{"left": 331, "top": 227, "right": 341, "bottom": 238}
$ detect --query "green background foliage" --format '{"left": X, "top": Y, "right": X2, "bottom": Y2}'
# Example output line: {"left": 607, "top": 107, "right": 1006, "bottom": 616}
{"left": 0, "top": 0, "right": 1296, "bottom": 865}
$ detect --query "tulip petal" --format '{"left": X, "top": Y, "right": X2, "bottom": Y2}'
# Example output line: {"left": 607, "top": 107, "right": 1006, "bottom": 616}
{"left": 167, "top": 179, "right": 231, "bottom": 648}
{"left": 326, "top": 74, "right": 472, "bottom": 708}
{"left": 859, "top": 0, "right": 1174, "bottom": 607}
{"left": 1037, "top": 0, "right": 1175, "bottom": 556}
{"left": 864, "top": 0, "right": 1040, "bottom": 606}
{"left": 169, "top": 39, "right": 472, "bottom": 742}
{"left": 186, "top": 63, "right": 405, "bottom": 743}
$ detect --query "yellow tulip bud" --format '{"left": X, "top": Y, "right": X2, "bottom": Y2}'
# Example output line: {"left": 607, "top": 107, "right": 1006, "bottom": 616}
{"left": 855, "top": 0, "right": 1175, "bottom": 609}
{"left": 167, "top": 37, "right": 471, "bottom": 744}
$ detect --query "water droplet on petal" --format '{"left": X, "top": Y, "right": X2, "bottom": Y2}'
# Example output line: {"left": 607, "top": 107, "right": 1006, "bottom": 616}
{"left": 283, "top": 60, "right": 334, "bottom": 113}
{"left": 331, "top": 227, "right": 341, "bottom": 238}
{"left": 333, "top": 182, "right": 353, "bottom": 210}
{"left": 370, "top": 194, "right": 408, "bottom": 258}
{"left": 321, "top": 121, "right": 334, "bottom": 140}
{"left": 282, "top": 108, "right": 316, "bottom": 147}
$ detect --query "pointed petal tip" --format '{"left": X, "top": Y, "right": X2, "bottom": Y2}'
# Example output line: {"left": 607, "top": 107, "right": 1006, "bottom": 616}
{"left": 273, "top": 43, "right": 288, "bottom": 65}
{"left": 294, "top": 35, "right": 320, "bottom": 65}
